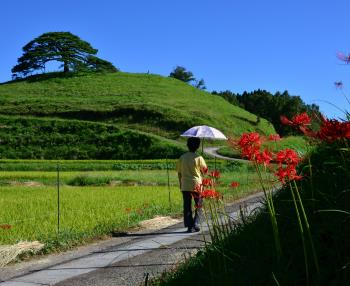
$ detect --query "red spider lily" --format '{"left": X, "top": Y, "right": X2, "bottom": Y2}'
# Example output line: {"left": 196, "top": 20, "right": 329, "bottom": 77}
{"left": 238, "top": 132, "right": 261, "bottom": 148}
{"left": 201, "top": 167, "right": 208, "bottom": 174}
{"left": 275, "top": 149, "right": 300, "bottom": 166}
{"left": 299, "top": 126, "right": 317, "bottom": 138}
{"left": 0, "top": 224, "right": 11, "bottom": 230}
{"left": 256, "top": 149, "right": 274, "bottom": 166}
{"left": 201, "top": 189, "right": 220, "bottom": 199}
{"left": 275, "top": 165, "right": 303, "bottom": 184}
{"left": 125, "top": 207, "right": 132, "bottom": 213}
{"left": 280, "top": 115, "right": 293, "bottom": 126}
{"left": 210, "top": 170, "right": 220, "bottom": 179}
{"left": 241, "top": 145, "right": 260, "bottom": 160}
{"left": 136, "top": 208, "right": 143, "bottom": 215}
{"left": 194, "top": 184, "right": 203, "bottom": 193}
{"left": 317, "top": 118, "right": 350, "bottom": 142}
{"left": 202, "top": 178, "right": 213, "bottom": 187}
{"left": 230, "top": 181, "right": 240, "bottom": 188}
{"left": 268, "top": 134, "right": 281, "bottom": 141}
{"left": 280, "top": 113, "right": 311, "bottom": 127}
{"left": 238, "top": 132, "right": 263, "bottom": 160}
{"left": 293, "top": 113, "right": 311, "bottom": 126}
{"left": 337, "top": 52, "right": 350, "bottom": 63}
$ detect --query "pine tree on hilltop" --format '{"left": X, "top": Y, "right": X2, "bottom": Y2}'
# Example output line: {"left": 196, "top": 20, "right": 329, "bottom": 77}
{"left": 12, "top": 32, "right": 117, "bottom": 78}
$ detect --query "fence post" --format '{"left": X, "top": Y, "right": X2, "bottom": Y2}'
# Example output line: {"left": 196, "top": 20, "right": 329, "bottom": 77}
{"left": 166, "top": 155, "right": 171, "bottom": 211}
{"left": 57, "top": 163, "right": 60, "bottom": 235}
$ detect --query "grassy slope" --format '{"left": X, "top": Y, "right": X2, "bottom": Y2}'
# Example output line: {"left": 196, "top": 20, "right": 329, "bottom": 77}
{"left": 0, "top": 72, "right": 275, "bottom": 159}
{"left": 0, "top": 72, "right": 274, "bottom": 159}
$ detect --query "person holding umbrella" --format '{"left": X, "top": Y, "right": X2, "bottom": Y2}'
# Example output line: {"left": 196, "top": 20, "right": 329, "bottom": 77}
{"left": 176, "top": 137, "right": 207, "bottom": 233}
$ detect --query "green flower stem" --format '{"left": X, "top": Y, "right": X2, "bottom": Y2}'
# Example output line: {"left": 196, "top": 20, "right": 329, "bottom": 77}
{"left": 215, "top": 200, "right": 226, "bottom": 237}
{"left": 219, "top": 200, "right": 231, "bottom": 237}
{"left": 307, "top": 157, "right": 315, "bottom": 211}
{"left": 289, "top": 182, "right": 309, "bottom": 285}
{"left": 202, "top": 202, "right": 213, "bottom": 244}
{"left": 254, "top": 161, "right": 282, "bottom": 260}
{"left": 293, "top": 180, "right": 320, "bottom": 277}
{"left": 209, "top": 200, "right": 223, "bottom": 241}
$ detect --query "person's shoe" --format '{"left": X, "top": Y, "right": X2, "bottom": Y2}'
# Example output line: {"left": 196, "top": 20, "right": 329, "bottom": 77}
{"left": 187, "top": 227, "right": 195, "bottom": 233}
{"left": 193, "top": 225, "right": 200, "bottom": 232}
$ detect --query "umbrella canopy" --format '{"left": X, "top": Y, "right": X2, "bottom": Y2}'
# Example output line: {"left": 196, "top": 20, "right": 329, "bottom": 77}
{"left": 180, "top": 125, "right": 227, "bottom": 140}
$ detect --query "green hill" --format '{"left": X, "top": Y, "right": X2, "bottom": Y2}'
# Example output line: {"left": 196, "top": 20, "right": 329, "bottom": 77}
{"left": 0, "top": 72, "right": 275, "bottom": 159}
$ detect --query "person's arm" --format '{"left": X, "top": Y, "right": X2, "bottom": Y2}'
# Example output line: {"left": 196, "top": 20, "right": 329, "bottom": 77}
{"left": 178, "top": 173, "right": 182, "bottom": 190}
{"left": 176, "top": 158, "right": 182, "bottom": 190}
{"left": 200, "top": 156, "right": 208, "bottom": 174}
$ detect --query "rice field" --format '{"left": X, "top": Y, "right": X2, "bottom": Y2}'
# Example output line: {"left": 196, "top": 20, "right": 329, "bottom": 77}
{"left": 0, "top": 185, "right": 182, "bottom": 246}
{"left": 0, "top": 162, "right": 267, "bottom": 249}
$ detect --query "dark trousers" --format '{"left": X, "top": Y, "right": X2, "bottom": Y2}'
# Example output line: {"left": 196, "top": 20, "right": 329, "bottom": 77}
{"left": 182, "top": 191, "right": 202, "bottom": 228}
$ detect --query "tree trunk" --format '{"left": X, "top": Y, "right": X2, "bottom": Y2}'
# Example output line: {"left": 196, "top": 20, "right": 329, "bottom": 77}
{"left": 63, "top": 61, "right": 69, "bottom": 73}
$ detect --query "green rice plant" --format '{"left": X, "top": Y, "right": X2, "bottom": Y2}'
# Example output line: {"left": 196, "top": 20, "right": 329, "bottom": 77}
{"left": 67, "top": 173, "right": 115, "bottom": 186}
{"left": 0, "top": 158, "right": 241, "bottom": 172}
{"left": 0, "top": 185, "right": 183, "bottom": 248}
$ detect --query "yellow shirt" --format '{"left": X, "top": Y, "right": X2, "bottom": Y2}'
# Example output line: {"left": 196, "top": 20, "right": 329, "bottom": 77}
{"left": 176, "top": 152, "right": 207, "bottom": 192}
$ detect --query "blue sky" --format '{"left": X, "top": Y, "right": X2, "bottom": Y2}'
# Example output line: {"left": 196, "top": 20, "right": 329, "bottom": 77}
{"left": 1, "top": 0, "right": 350, "bottom": 118}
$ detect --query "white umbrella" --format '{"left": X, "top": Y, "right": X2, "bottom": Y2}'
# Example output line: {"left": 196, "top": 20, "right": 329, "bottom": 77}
{"left": 180, "top": 125, "right": 227, "bottom": 160}
{"left": 180, "top": 125, "right": 227, "bottom": 140}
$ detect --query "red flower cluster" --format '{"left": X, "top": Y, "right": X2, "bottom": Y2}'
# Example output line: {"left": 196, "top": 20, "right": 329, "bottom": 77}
{"left": 194, "top": 183, "right": 203, "bottom": 193}
{"left": 275, "top": 149, "right": 302, "bottom": 184}
{"left": 317, "top": 118, "right": 350, "bottom": 143}
{"left": 283, "top": 113, "right": 350, "bottom": 143}
{"left": 209, "top": 170, "right": 220, "bottom": 179}
{"left": 256, "top": 149, "right": 274, "bottom": 166}
{"left": 201, "top": 167, "right": 208, "bottom": 174}
{"left": 202, "top": 178, "right": 213, "bottom": 187}
{"left": 237, "top": 132, "right": 303, "bottom": 184}
{"left": 238, "top": 133, "right": 273, "bottom": 166}
{"left": 194, "top": 169, "right": 222, "bottom": 200}
{"left": 268, "top": 134, "right": 281, "bottom": 141}
{"left": 275, "top": 149, "right": 300, "bottom": 165}
{"left": 201, "top": 189, "right": 220, "bottom": 199}
{"left": 280, "top": 112, "right": 311, "bottom": 127}
{"left": 275, "top": 166, "right": 303, "bottom": 184}
{"left": 230, "top": 181, "right": 240, "bottom": 188}
{"left": 238, "top": 132, "right": 262, "bottom": 160}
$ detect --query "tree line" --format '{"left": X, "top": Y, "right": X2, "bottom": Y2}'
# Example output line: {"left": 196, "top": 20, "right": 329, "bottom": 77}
{"left": 212, "top": 89, "right": 321, "bottom": 136}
